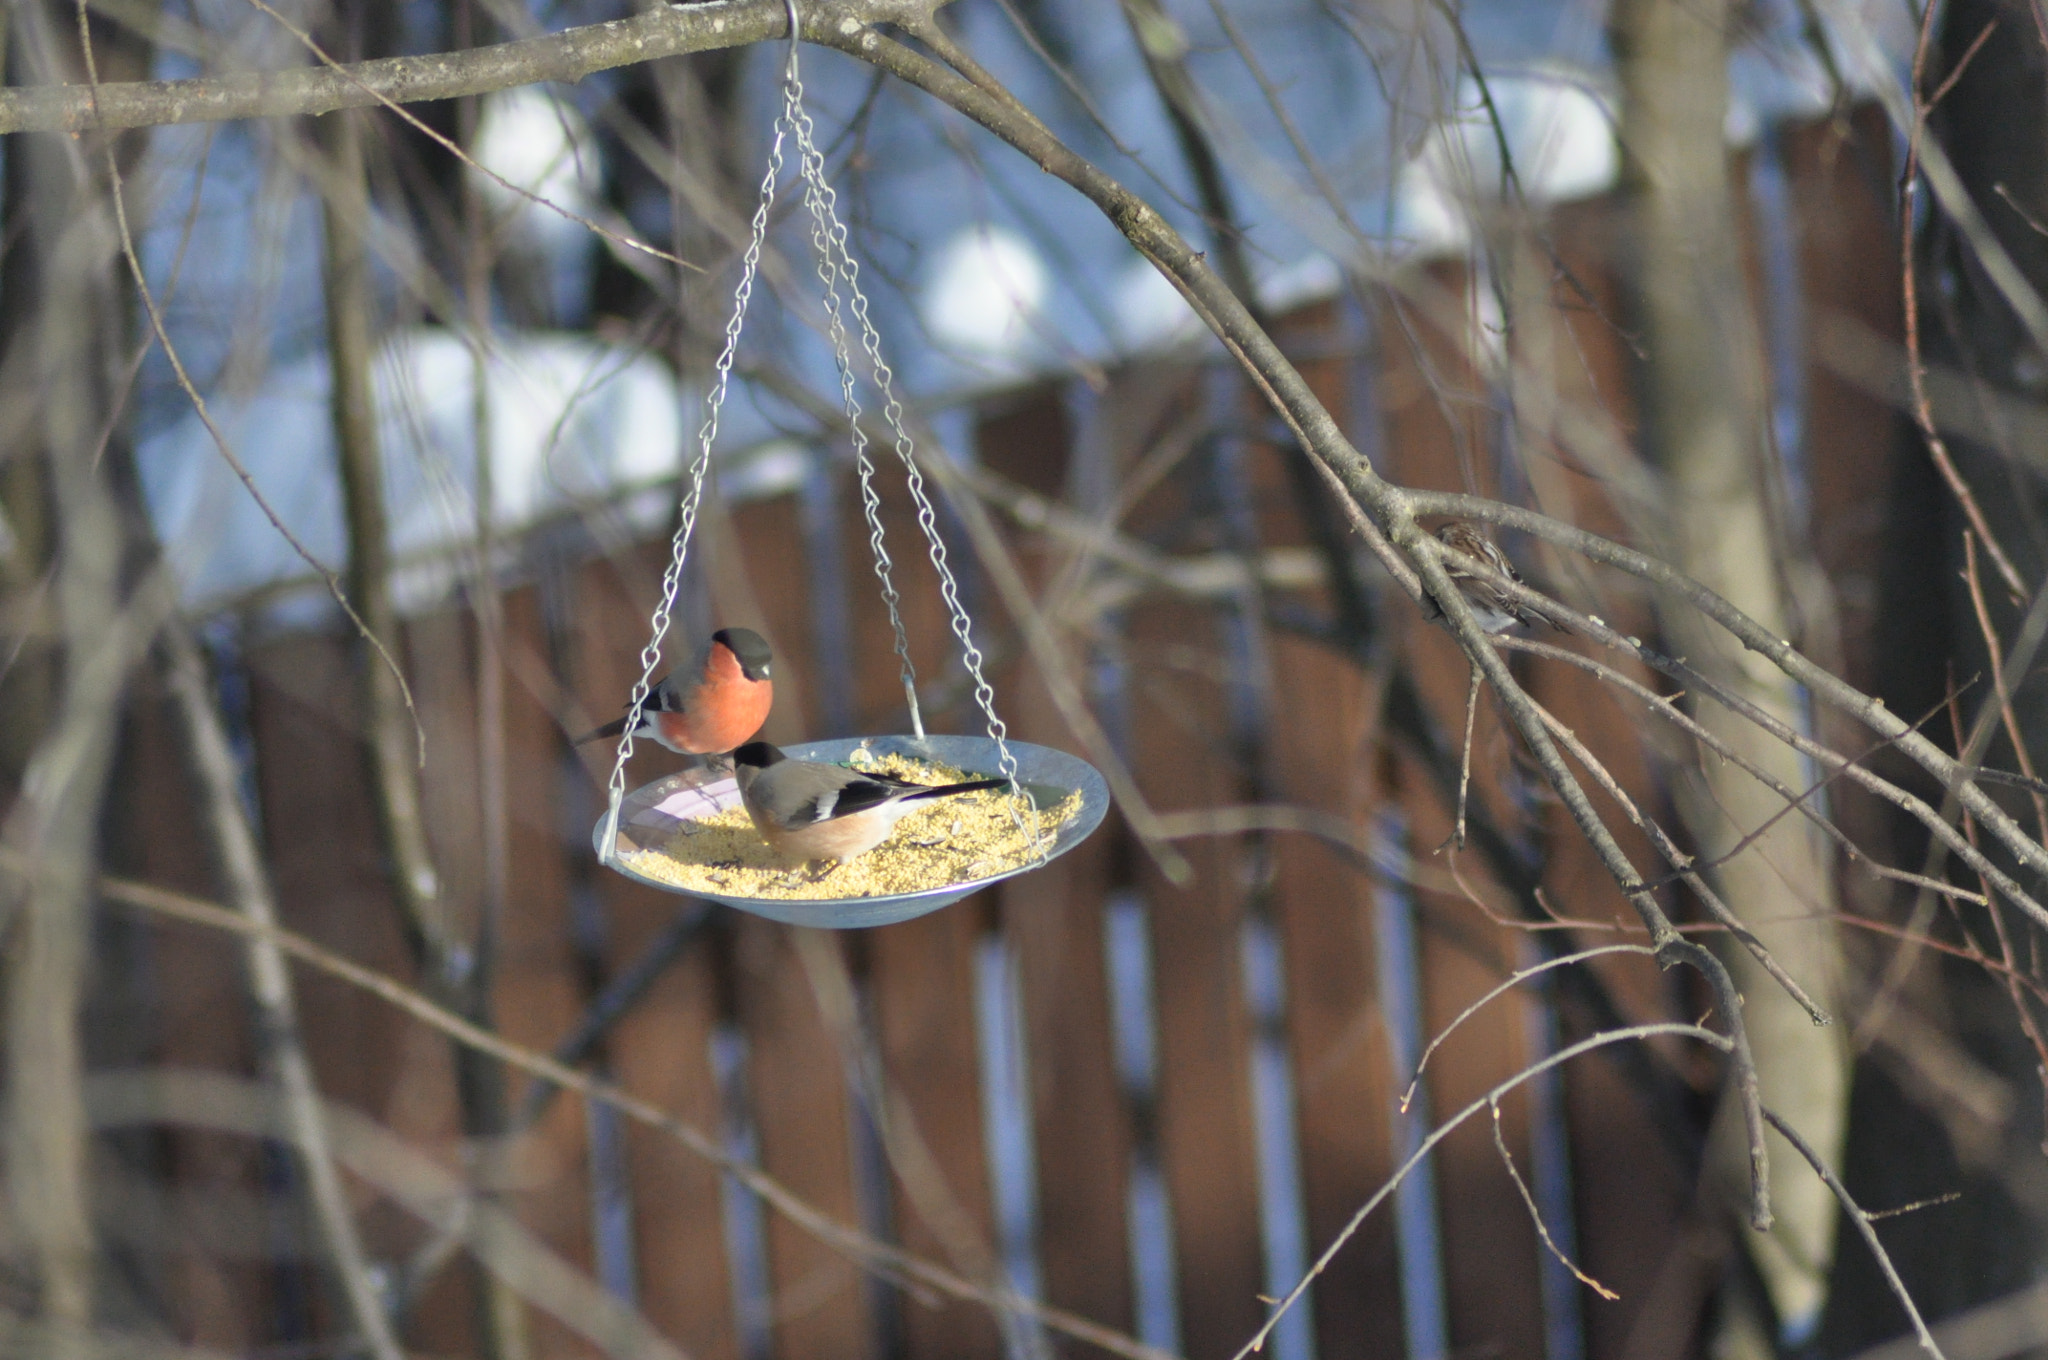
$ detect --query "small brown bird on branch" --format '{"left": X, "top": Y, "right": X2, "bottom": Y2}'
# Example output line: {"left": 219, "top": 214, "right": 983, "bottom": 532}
{"left": 1424, "top": 520, "right": 1566, "bottom": 634}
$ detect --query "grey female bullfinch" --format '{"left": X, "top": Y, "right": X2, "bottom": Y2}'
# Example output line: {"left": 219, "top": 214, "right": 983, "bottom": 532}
{"left": 733, "top": 742, "right": 1008, "bottom": 868}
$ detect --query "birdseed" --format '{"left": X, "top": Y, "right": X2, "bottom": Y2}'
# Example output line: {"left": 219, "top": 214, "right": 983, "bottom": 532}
{"left": 622, "top": 751, "right": 1081, "bottom": 900}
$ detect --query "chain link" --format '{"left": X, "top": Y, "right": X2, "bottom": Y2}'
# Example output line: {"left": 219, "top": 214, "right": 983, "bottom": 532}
{"left": 596, "top": 83, "right": 791, "bottom": 866}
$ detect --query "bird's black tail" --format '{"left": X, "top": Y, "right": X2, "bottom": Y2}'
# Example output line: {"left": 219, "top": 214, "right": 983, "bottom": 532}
{"left": 574, "top": 715, "right": 630, "bottom": 745}
{"left": 902, "top": 778, "right": 1010, "bottom": 802}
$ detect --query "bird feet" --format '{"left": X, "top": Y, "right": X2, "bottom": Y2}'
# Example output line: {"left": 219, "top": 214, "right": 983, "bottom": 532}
{"left": 778, "top": 860, "right": 841, "bottom": 888}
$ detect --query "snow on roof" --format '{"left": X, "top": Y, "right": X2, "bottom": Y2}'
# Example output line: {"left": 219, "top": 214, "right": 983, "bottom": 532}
{"left": 140, "top": 328, "right": 689, "bottom": 619}
{"left": 133, "top": 0, "right": 1915, "bottom": 618}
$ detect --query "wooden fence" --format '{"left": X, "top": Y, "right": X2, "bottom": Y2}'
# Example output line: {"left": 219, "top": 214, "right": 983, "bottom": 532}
{"left": 98, "top": 106, "right": 1911, "bottom": 1360}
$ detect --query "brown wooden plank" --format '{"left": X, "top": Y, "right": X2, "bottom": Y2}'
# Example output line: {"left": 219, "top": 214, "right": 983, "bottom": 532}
{"left": 406, "top": 607, "right": 485, "bottom": 949}
{"left": 1222, "top": 298, "right": 1411, "bottom": 1360}
{"left": 1001, "top": 817, "right": 1132, "bottom": 1350}
{"left": 1522, "top": 197, "right": 1706, "bottom": 1360}
{"left": 605, "top": 913, "right": 737, "bottom": 1360}
{"left": 492, "top": 584, "right": 601, "bottom": 1360}
{"left": 1263, "top": 629, "right": 1405, "bottom": 1360}
{"left": 1783, "top": 106, "right": 1917, "bottom": 862}
{"left": 1784, "top": 106, "right": 1911, "bottom": 692}
{"left": 1124, "top": 591, "right": 1266, "bottom": 1360}
{"left": 244, "top": 629, "right": 476, "bottom": 1356}
{"left": 246, "top": 632, "right": 422, "bottom": 1109}
{"left": 734, "top": 920, "right": 878, "bottom": 1360}
{"left": 567, "top": 548, "right": 739, "bottom": 1360}
{"left": 1032, "top": 362, "right": 1269, "bottom": 1359}
{"left": 107, "top": 673, "right": 274, "bottom": 1350}
{"left": 978, "top": 385, "right": 1137, "bottom": 1352}
{"left": 868, "top": 904, "right": 1006, "bottom": 1360}
{"left": 1000, "top": 739, "right": 1133, "bottom": 1352}
{"left": 393, "top": 605, "right": 508, "bottom": 1355}
{"left": 1377, "top": 269, "right": 1548, "bottom": 1360}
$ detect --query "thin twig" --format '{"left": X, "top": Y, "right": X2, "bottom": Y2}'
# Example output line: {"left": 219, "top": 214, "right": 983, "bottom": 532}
{"left": 69, "top": 864, "right": 1182, "bottom": 1360}
{"left": 1498, "top": 638, "right": 1974, "bottom": 907}
{"left": 1406, "top": 491, "right": 2048, "bottom": 900}
{"left": 1872, "top": 546, "right": 2048, "bottom": 1032}
{"left": 1412, "top": 536, "right": 1777, "bottom": 1229}
{"left": 92, "top": 67, "right": 427, "bottom": 767}
{"left": 1400, "top": 944, "right": 1661, "bottom": 1112}
{"left": 1489, "top": 1098, "right": 1618, "bottom": 1300}
{"left": 1901, "top": 2, "right": 2025, "bottom": 600}
{"left": 1960, "top": 530, "right": 2048, "bottom": 838}
{"left": 1953, "top": 536, "right": 2048, "bottom": 1108}
{"left": 1230, "top": 1022, "right": 1732, "bottom": 1360}
{"left": 1763, "top": 1109, "right": 1949, "bottom": 1360}
{"left": 236, "top": 0, "right": 702, "bottom": 276}
{"left": 1452, "top": 665, "right": 1480, "bottom": 851}
{"left": 1518, "top": 690, "right": 1828, "bottom": 1023}
{"left": 1865, "top": 1192, "right": 1963, "bottom": 1223}
{"left": 1494, "top": 597, "right": 2048, "bottom": 946}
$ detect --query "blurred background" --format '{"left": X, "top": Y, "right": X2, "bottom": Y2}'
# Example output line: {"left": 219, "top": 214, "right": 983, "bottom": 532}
{"left": 3, "top": 0, "right": 2046, "bottom": 1358}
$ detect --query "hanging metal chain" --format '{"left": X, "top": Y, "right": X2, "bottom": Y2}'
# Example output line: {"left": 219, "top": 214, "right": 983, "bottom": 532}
{"left": 781, "top": 54, "right": 924, "bottom": 738}
{"left": 604, "top": 3, "right": 1047, "bottom": 867}
{"left": 596, "top": 56, "right": 793, "bottom": 866}
{"left": 785, "top": 68, "right": 1028, "bottom": 812}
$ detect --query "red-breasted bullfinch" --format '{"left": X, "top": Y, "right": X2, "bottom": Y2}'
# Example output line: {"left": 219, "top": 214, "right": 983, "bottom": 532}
{"left": 578, "top": 627, "right": 775, "bottom": 756}
{"left": 733, "top": 741, "right": 1008, "bottom": 868}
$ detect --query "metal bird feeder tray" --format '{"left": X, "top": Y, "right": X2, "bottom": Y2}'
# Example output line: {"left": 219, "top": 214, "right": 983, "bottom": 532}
{"left": 598, "top": 735, "right": 1108, "bottom": 929}
{"left": 591, "top": 8, "right": 1106, "bottom": 926}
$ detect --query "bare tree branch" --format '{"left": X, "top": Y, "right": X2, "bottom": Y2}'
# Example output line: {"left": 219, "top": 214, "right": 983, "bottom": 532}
{"left": 0, "top": 0, "right": 804, "bottom": 132}
{"left": 60, "top": 862, "right": 1185, "bottom": 1360}
{"left": 1765, "top": 1109, "right": 1949, "bottom": 1360}
{"left": 159, "top": 623, "right": 404, "bottom": 1360}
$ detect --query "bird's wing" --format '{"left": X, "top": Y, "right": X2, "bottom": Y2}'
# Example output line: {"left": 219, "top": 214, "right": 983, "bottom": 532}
{"left": 647, "top": 661, "right": 701, "bottom": 713}
{"left": 805, "top": 773, "right": 928, "bottom": 822}
{"left": 753, "top": 766, "right": 904, "bottom": 827}
{"left": 817, "top": 773, "right": 1007, "bottom": 819}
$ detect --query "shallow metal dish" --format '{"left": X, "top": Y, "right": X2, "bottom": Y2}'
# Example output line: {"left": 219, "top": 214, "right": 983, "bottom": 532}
{"left": 594, "top": 734, "right": 1110, "bottom": 929}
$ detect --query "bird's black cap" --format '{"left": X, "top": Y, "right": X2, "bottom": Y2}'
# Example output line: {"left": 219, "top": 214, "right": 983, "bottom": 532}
{"left": 733, "top": 741, "right": 783, "bottom": 770}
{"left": 712, "top": 627, "right": 774, "bottom": 681}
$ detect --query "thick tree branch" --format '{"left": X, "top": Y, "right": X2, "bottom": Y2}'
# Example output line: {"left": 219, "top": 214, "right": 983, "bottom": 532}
{"left": 0, "top": 0, "right": 934, "bottom": 132}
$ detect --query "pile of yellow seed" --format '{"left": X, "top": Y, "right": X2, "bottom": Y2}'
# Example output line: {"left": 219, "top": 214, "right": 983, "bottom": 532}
{"left": 622, "top": 751, "right": 1081, "bottom": 901}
